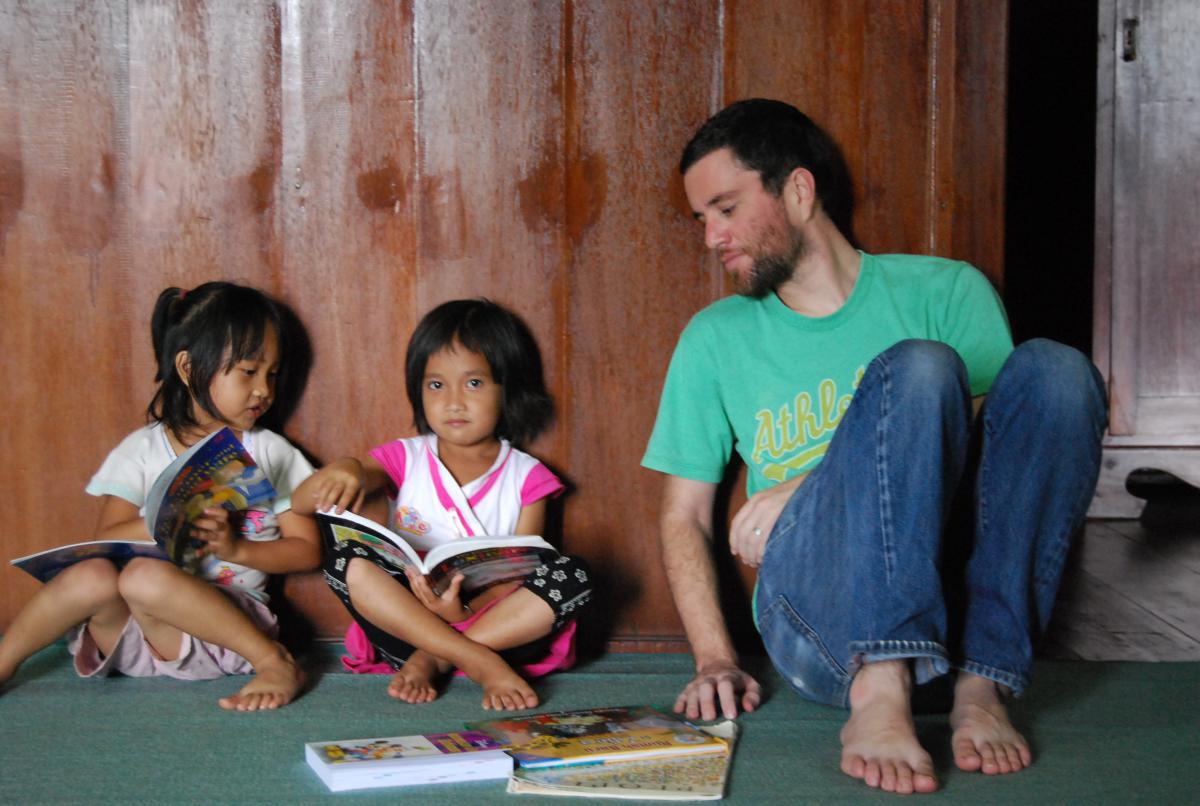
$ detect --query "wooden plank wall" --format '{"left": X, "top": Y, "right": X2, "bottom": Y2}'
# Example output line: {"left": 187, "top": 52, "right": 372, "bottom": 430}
{"left": 0, "top": 1, "right": 1006, "bottom": 649}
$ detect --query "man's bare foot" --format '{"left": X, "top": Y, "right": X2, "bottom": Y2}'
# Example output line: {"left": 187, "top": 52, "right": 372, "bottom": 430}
{"left": 459, "top": 649, "right": 538, "bottom": 711}
{"left": 840, "top": 660, "right": 938, "bottom": 794}
{"left": 950, "top": 673, "right": 1032, "bottom": 774}
{"left": 218, "top": 644, "right": 305, "bottom": 712}
{"left": 388, "top": 650, "right": 441, "bottom": 703}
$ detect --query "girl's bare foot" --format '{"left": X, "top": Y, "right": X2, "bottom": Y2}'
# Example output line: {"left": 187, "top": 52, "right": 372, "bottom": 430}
{"left": 459, "top": 649, "right": 538, "bottom": 711}
{"left": 218, "top": 644, "right": 305, "bottom": 712}
{"left": 950, "top": 674, "right": 1032, "bottom": 774}
{"left": 388, "top": 650, "right": 441, "bottom": 703}
{"left": 840, "top": 660, "right": 938, "bottom": 794}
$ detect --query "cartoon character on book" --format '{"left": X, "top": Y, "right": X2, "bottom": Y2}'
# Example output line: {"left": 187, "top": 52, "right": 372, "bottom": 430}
{"left": 293, "top": 299, "right": 594, "bottom": 711}
{"left": 0, "top": 282, "right": 321, "bottom": 712}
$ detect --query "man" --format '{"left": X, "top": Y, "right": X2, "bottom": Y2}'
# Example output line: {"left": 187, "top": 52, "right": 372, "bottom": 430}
{"left": 641, "top": 99, "right": 1106, "bottom": 795}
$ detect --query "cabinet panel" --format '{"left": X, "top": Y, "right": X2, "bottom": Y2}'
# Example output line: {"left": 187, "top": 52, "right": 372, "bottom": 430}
{"left": 1091, "top": 0, "right": 1200, "bottom": 516}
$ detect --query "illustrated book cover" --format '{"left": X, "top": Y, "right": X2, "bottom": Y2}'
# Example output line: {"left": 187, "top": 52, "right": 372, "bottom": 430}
{"left": 304, "top": 730, "right": 512, "bottom": 792}
{"left": 145, "top": 427, "right": 275, "bottom": 570}
{"left": 316, "top": 507, "right": 558, "bottom": 596}
{"left": 507, "top": 721, "right": 738, "bottom": 801}
{"left": 11, "top": 427, "right": 273, "bottom": 582}
{"left": 11, "top": 539, "right": 166, "bottom": 584}
{"left": 467, "top": 706, "right": 729, "bottom": 770}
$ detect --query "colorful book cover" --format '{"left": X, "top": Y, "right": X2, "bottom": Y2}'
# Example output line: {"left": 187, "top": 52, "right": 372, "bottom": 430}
{"left": 507, "top": 721, "right": 737, "bottom": 801}
{"left": 304, "top": 731, "right": 512, "bottom": 792}
{"left": 467, "top": 706, "right": 728, "bottom": 769}
{"left": 145, "top": 427, "right": 275, "bottom": 571}
{"left": 11, "top": 540, "right": 167, "bottom": 584}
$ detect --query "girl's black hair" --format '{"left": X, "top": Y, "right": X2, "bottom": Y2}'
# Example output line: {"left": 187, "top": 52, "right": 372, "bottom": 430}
{"left": 147, "top": 281, "right": 294, "bottom": 439}
{"left": 405, "top": 299, "right": 554, "bottom": 447}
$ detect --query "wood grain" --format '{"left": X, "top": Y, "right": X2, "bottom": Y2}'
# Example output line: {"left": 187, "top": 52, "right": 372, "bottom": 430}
{"left": 0, "top": 2, "right": 1010, "bottom": 650}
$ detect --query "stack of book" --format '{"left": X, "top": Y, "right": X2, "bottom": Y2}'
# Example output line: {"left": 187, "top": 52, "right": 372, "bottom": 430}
{"left": 304, "top": 705, "right": 737, "bottom": 800}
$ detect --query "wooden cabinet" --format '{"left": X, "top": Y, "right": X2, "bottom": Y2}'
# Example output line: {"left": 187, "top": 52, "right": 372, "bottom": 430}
{"left": 1090, "top": 0, "right": 1200, "bottom": 517}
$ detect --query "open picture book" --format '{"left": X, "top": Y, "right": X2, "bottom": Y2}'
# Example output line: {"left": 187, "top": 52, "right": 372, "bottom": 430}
{"left": 11, "top": 427, "right": 275, "bottom": 582}
{"left": 315, "top": 507, "right": 558, "bottom": 597}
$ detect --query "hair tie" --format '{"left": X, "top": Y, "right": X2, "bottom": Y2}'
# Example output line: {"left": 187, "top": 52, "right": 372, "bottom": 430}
{"left": 179, "top": 289, "right": 186, "bottom": 301}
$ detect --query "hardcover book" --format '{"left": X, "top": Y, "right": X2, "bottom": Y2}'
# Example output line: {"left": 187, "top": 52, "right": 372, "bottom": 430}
{"left": 304, "top": 731, "right": 512, "bottom": 792}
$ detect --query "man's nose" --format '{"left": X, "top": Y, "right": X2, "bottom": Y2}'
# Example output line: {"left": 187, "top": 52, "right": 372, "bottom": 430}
{"left": 705, "top": 218, "right": 727, "bottom": 251}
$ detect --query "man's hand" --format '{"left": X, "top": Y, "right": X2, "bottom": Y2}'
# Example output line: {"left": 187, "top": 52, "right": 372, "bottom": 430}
{"left": 674, "top": 659, "right": 763, "bottom": 721}
{"left": 729, "top": 472, "right": 807, "bottom": 567}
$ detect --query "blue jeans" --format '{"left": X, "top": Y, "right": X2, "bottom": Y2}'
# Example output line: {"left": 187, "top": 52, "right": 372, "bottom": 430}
{"left": 755, "top": 339, "right": 1107, "bottom": 707}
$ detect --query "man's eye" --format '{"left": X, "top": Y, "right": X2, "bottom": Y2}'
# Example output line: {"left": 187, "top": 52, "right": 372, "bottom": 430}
{"left": 719, "top": 206, "right": 735, "bottom": 217}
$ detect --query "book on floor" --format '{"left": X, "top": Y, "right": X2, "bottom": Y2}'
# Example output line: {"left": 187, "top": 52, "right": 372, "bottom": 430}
{"left": 316, "top": 507, "right": 558, "bottom": 597}
{"left": 304, "top": 730, "right": 513, "bottom": 792}
{"left": 466, "top": 706, "right": 729, "bottom": 770}
{"left": 11, "top": 427, "right": 274, "bottom": 582}
{"left": 506, "top": 721, "right": 737, "bottom": 801}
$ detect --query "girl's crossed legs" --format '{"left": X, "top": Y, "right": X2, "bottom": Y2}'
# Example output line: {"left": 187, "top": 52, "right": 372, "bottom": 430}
{"left": 326, "top": 548, "right": 592, "bottom": 710}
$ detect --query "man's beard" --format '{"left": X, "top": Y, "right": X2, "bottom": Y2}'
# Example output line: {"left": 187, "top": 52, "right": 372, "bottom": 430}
{"left": 737, "top": 227, "right": 806, "bottom": 299}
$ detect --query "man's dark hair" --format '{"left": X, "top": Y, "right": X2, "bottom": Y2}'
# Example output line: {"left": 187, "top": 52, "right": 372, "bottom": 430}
{"left": 680, "top": 98, "right": 854, "bottom": 234}
{"left": 405, "top": 298, "right": 554, "bottom": 447}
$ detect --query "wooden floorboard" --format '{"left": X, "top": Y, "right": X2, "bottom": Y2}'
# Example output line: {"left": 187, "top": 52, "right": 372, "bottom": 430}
{"left": 1043, "top": 507, "right": 1200, "bottom": 661}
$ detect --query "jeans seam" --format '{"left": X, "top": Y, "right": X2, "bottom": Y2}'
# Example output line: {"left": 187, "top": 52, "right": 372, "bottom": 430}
{"left": 876, "top": 353, "right": 896, "bottom": 581}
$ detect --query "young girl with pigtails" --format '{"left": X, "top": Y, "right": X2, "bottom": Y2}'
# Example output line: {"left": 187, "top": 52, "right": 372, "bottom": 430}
{"left": 294, "top": 298, "right": 593, "bottom": 711}
{"left": 0, "top": 282, "right": 319, "bottom": 711}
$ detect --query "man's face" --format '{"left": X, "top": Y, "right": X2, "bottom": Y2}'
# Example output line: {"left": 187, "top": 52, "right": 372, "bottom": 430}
{"left": 683, "top": 147, "right": 805, "bottom": 298}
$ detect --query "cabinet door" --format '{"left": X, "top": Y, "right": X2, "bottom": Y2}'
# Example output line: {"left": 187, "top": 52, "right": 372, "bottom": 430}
{"left": 1104, "top": 0, "right": 1200, "bottom": 443}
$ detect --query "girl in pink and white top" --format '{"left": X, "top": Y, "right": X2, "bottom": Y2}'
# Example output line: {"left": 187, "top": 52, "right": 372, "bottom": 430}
{"left": 294, "top": 299, "right": 592, "bottom": 711}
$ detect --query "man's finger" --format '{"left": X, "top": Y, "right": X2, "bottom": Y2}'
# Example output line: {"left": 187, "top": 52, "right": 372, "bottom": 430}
{"left": 716, "top": 677, "right": 740, "bottom": 720}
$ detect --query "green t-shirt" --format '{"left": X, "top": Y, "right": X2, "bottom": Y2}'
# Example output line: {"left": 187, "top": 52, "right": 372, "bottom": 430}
{"left": 641, "top": 252, "right": 1013, "bottom": 496}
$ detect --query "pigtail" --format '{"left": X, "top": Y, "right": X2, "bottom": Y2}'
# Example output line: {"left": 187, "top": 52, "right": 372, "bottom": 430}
{"left": 149, "top": 287, "right": 184, "bottom": 377}
{"left": 146, "top": 286, "right": 194, "bottom": 435}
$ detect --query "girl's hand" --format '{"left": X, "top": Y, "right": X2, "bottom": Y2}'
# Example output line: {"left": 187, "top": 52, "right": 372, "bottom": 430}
{"left": 191, "top": 507, "right": 242, "bottom": 563}
{"left": 406, "top": 569, "right": 471, "bottom": 623}
{"left": 308, "top": 461, "right": 366, "bottom": 514}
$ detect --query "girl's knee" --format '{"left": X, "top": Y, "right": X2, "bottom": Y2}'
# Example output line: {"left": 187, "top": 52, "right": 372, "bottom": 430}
{"left": 344, "top": 556, "right": 389, "bottom": 587}
{"left": 54, "top": 558, "right": 122, "bottom": 607}
{"left": 526, "top": 554, "right": 594, "bottom": 622}
{"left": 116, "top": 557, "right": 180, "bottom": 606}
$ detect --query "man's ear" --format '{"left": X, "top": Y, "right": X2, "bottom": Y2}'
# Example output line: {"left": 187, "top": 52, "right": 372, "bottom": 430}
{"left": 174, "top": 350, "right": 192, "bottom": 388}
{"left": 784, "top": 167, "right": 818, "bottom": 223}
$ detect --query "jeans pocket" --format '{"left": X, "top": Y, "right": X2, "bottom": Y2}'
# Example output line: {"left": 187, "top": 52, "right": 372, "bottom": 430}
{"left": 758, "top": 594, "right": 851, "bottom": 707}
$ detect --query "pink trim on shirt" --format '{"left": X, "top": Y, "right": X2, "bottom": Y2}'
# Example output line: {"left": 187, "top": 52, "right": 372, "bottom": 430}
{"left": 368, "top": 440, "right": 409, "bottom": 492}
{"left": 521, "top": 464, "right": 565, "bottom": 506}
{"left": 468, "top": 449, "right": 512, "bottom": 507}
{"left": 426, "top": 448, "right": 476, "bottom": 537}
